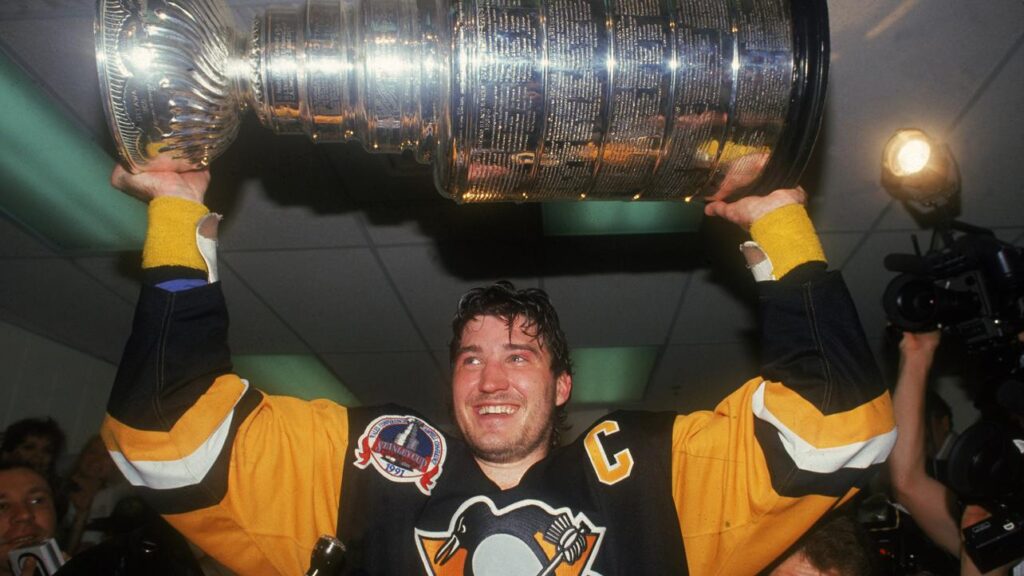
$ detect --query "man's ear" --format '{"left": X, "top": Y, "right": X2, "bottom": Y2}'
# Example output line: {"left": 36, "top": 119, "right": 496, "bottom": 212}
{"left": 555, "top": 372, "right": 572, "bottom": 407}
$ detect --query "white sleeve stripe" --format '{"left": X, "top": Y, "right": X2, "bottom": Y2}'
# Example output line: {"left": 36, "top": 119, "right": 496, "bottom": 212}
{"left": 751, "top": 382, "right": 897, "bottom": 474}
{"left": 109, "top": 379, "right": 249, "bottom": 490}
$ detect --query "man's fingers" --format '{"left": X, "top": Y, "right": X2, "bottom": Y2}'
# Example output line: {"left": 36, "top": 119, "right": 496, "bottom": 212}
{"left": 110, "top": 163, "right": 131, "bottom": 190}
{"left": 778, "top": 186, "right": 807, "bottom": 206}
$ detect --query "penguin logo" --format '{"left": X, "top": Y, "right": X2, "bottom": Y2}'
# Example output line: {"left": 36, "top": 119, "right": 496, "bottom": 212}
{"left": 354, "top": 415, "right": 446, "bottom": 495}
{"left": 415, "top": 496, "right": 606, "bottom": 575}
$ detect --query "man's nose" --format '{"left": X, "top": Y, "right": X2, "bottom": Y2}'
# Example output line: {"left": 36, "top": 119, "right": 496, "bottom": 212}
{"left": 478, "top": 361, "right": 510, "bottom": 393}
{"left": 10, "top": 502, "right": 35, "bottom": 524}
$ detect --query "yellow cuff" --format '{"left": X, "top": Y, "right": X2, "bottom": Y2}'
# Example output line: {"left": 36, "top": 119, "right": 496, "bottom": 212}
{"left": 143, "top": 197, "right": 210, "bottom": 272}
{"left": 749, "top": 204, "right": 826, "bottom": 279}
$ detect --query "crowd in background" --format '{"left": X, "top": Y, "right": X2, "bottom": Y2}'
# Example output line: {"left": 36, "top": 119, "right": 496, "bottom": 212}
{"left": 0, "top": 417, "right": 233, "bottom": 575}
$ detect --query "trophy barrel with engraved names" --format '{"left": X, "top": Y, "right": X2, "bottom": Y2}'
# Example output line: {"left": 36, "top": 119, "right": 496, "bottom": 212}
{"left": 96, "top": 0, "right": 829, "bottom": 203}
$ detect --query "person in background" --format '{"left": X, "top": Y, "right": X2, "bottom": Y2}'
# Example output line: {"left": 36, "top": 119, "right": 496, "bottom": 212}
{"left": 57, "top": 436, "right": 131, "bottom": 555}
{"left": 767, "top": 513, "right": 877, "bottom": 576}
{"left": 0, "top": 462, "right": 62, "bottom": 575}
{"left": 1, "top": 419, "right": 65, "bottom": 484}
{"left": 923, "top": 389, "right": 956, "bottom": 481}
{"left": 889, "top": 331, "right": 1018, "bottom": 576}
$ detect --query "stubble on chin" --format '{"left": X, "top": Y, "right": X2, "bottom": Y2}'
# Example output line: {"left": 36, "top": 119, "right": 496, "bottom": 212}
{"left": 464, "top": 413, "right": 555, "bottom": 465}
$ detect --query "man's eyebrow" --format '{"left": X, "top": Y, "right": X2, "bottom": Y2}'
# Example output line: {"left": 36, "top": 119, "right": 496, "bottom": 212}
{"left": 505, "top": 342, "right": 540, "bottom": 354}
{"left": 455, "top": 345, "right": 482, "bottom": 355}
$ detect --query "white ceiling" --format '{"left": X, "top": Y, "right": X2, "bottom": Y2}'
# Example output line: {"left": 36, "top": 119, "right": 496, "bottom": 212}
{"left": 1, "top": 0, "right": 1022, "bottom": 426}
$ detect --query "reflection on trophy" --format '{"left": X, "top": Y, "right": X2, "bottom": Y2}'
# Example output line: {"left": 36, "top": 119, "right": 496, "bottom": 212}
{"left": 95, "top": 0, "right": 828, "bottom": 203}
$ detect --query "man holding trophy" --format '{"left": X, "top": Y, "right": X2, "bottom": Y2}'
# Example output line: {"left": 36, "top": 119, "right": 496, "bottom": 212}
{"left": 96, "top": 0, "right": 895, "bottom": 573}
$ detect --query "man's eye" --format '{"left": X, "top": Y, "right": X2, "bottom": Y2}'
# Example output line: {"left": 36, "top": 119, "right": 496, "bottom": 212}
{"left": 30, "top": 496, "right": 48, "bottom": 506}
{"left": 510, "top": 355, "right": 526, "bottom": 363}
{"left": 462, "top": 357, "right": 481, "bottom": 366}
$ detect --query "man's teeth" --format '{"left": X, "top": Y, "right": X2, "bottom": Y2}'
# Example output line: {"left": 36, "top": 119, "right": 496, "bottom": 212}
{"left": 478, "top": 405, "right": 517, "bottom": 415}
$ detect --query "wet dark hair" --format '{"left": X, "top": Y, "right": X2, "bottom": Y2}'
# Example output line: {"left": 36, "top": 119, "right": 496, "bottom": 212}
{"left": 0, "top": 460, "right": 54, "bottom": 500}
{"left": 795, "top": 514, "right": 876, "bottom": 576}
{"left": 1, "top": 417, "right": 66, "bottom": 467}
{"left": 450, "top": 281, "right": 573, "bottom": 446}
{"left": 0, "top": 460, "right": 49, "bottom": 481}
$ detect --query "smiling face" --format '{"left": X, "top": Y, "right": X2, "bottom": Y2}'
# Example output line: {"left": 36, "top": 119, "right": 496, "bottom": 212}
{"left": 452, "top": 315, "right": 572, "bottom": 468}
{"left": 0, "top": 467, "right": 56, "bottom": 571}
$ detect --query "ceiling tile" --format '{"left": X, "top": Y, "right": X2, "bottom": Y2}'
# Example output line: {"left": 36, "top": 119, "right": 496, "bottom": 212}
{"left": 224, "top": 248, "right": 424, "bottom": 353}
{"left": 669, "top": 270, "right": 757, "bottom": 344}
{"left": 219, "top": 265, "right": 312, "bottom": 354}
{"left": 949, "top": 42, "right": 1024, "bottom": 229}
{"left": 75, "top": 253, "right": 309, "bottom": 354}
{"left": 545, "top": 271, "right": 689, "bottom": 347}
{"left": 838, "top": 231, "right": 922, "bottom": 342}
{"left": 73, "top": 253, "right": 141, "bottom": 303}
{"left": 321, "top": 351, "right": 449, "bottom": 424}
{"left": 645, "top": 343, "right": 759, "bottom": 414}
{"left": 362, "top": 200, "right": 541, "bottom": 247}
{"left": 819, "top": 232, "right": 867, "bottom": 271}
{"left": 216, "top": 179, "right": 368, "bottom": 250}
{"left": 0, "top": 258, "right": 132, "bottom": 362}
{"left": 378, "top": 243, "right": 541, "bottom": 350}
{"left": 0, "top": 214, "right": 55, "bottom": 257}
{"left": 0, "top": 17, "right": 107, "bottom": 141}
{"left": 0, "top": 1, "right": 92, "bottom": 20}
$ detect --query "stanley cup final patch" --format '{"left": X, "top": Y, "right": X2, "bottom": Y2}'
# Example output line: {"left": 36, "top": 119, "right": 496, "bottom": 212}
{"left": 354, "top": 415, "right": 447, "bottom": 495}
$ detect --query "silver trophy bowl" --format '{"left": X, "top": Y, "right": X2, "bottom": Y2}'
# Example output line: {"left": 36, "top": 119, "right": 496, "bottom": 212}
{"left": 96, "top": 0, "right": 829, "bottom": 203}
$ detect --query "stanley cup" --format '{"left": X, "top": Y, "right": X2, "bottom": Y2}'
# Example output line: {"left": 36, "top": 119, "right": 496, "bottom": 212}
{"left": 96, "top": 0, "right": 829, "bottom": 203}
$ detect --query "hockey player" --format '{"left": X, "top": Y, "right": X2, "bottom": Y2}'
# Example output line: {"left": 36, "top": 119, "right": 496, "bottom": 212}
{"left": 102, "top": 165, "right": 896, "bottom": 575}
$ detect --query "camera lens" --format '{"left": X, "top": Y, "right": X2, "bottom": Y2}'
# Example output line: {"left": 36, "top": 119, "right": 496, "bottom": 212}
{"left": 897, "top": 279, "right": 937, "bottom": 322}
{"left": 884, "top": 274, "right": 940, "bottom": 331}
{"left": 883, "top": 273, "right": 980, "bottom": 332}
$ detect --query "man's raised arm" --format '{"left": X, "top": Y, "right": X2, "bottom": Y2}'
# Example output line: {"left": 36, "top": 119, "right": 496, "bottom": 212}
{"left": 101, "top": 167, "right": 350, "bottom": 575}
{"left": 672, "top": 189, "right": 897, "bottom": 575}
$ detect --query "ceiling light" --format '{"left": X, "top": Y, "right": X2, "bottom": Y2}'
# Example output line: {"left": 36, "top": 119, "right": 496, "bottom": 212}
{"left": 881, "top": 128, "right": 960, "bottom": 207}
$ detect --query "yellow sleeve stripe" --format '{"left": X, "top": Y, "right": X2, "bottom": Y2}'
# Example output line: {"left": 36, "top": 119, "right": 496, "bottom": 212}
{"left": 761, "top": 383, "right": 896, "bottom": 448}
{"left": 752, "top": 383, "right": 896, "bottom": 473}
{"left": 101, "top": 374, "right": 248, "bottom": 462}
{"left": 749, "top": 204, "right": 826, "bottom": 279}
{"left": 143, "top": 196, "right": 210, "bottom": 272}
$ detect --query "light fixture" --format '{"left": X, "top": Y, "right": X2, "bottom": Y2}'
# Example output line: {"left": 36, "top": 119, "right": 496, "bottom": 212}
{"left": 881, "top": 129, "right": 960, "bottom": 207}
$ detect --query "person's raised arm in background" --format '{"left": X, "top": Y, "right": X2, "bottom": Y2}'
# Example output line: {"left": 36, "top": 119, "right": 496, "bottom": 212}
{"left": 889, "top": 330, "right": 1011, "bottom": 576}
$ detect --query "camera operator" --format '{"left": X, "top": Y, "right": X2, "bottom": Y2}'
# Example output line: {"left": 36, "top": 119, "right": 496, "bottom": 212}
{"left": 889, "top": 330, "right": 1020, "bottom": 575}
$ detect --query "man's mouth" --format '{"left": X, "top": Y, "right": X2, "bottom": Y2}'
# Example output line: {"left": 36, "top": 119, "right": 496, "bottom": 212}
{"left": 5, "top": 534, "right": 42, "bottom": 549}
{"left": 477, "top": 404, "right": 518, "bottom": 416}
